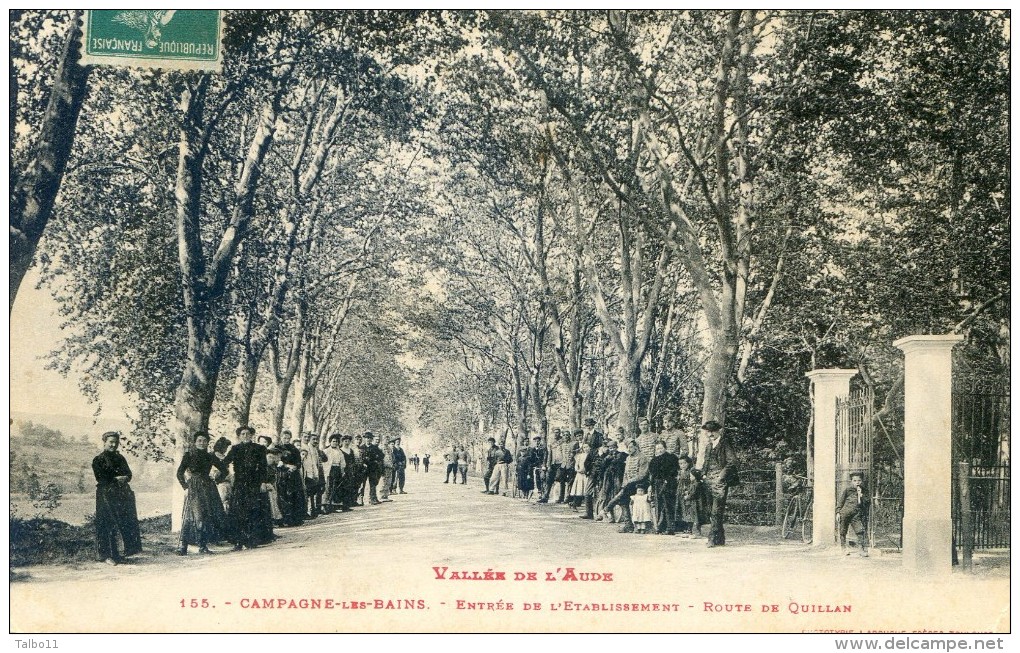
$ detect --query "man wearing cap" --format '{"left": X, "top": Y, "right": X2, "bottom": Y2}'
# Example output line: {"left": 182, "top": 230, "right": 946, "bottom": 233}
{"left": 595, "top": 439, "right": 626, "bottom": 522}
{"left": 582, "top": 418, "right": 604, "bottom": 450}
{"left": 487, "top": 439, "right": 512, "bottom": 495}
{"left": 363, "top": 432, "right": 385, "bottom": 505}
{"left": 457, "top": 444, "right": 471, "bottom": 484}
{"left": 380, "top": 438, "right": 395, "bottom": 501}
{"left": 353, "top": 434, "right": 368, "bottom": 505}
{"left": 482, "top": 437, "right": 499, "bottom": 493}
{"left": 277, "top": 430, "right": 304, "bottom": 526}
{"left": 302, "top": 433, "right": 327, "bottom": 518}
{"left": 659, "top": 413, "right": 686, "bottom": 458}
{"left": 697, "top": 420, "right": 739, "bottom": 547}
{"left": 515, "top": 436, "right": 538, "bottom": 499}
{"left": 530, "top": 435, "right": 547, "bottom": 498}
{"left": 601, "top": 438, "right": 650, "bottom": 532}
{"left": 636, "top": 417, "right": 656, "bottom": 457}
{"left": 392, "top": 437, "right": 408, "bottom": 494}
{"left": 559, "top": 429, "right": 583, "bottom": 502}
{"left": 537, "top": 429, "right": 564, "bottom": 503}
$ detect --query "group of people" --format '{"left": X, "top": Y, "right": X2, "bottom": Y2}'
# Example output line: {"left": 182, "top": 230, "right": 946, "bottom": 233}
{"left": 476, "top": 416, "right": 740, "bottom": 547}
{"left": 90, "top": 427, "right": 412, "bottom": 564}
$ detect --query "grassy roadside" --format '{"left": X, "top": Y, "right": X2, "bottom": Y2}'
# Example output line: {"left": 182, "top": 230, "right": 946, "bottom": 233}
{"left": 10, "top": 513, "right": 176, "bottom": 572}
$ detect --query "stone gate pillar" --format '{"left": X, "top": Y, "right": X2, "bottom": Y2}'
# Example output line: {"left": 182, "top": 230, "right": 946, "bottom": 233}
{"left": 806, "top": 369, "right": 858, "bottom": 547}
{"left": 894, "top": 334, "right": 964, "bottom": 574}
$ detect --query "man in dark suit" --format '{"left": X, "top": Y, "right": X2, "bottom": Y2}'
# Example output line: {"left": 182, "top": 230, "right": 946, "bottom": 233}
{"left": 392, "top": 437, "right": 408, "bottom": 494}
{"left": 582, "top": 418, "right": 604, "bottom": 450}
{"left": 363, "top": 432, "right": 385, "bottom": 505}
{"left": 481, "top": 437, "right": 499, "bottom": 493}
{"left": 697, "top": 421, "right": 739, "bottom": 547}
{"left": 837, "top": 472, "right": 870, "bottom": 557}
{"left": 648, "top": 440, "right": 680, "bottom": 534}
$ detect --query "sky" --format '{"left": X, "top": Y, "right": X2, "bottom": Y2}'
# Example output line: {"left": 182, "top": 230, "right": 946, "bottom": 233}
{"left": 9, "top": 268, "right": 133, "bottom": 421}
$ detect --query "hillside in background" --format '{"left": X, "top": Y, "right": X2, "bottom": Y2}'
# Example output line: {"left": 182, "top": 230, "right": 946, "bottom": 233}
{"left": 10, "top": 412, "right": 173, "bottom": 495}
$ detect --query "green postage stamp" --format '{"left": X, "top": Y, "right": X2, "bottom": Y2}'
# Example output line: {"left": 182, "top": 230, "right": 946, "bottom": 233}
{"left": 81, "top": 10, "right": 223, "bottom": 72}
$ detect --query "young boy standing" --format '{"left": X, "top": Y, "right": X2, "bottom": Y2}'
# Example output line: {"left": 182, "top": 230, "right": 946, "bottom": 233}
{"left": 836, "top": 472, "right": 870, "bottom": 557}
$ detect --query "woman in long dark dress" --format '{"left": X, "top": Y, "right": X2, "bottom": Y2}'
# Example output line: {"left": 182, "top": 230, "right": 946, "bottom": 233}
{"left": 176, "top": 432, "right": 228, "bottom": 555}
{"left": 93, "top": 431, "right": 142, "bottom": 565}
{"left": 220, "top": 426, "right": 268, "bottom": 551}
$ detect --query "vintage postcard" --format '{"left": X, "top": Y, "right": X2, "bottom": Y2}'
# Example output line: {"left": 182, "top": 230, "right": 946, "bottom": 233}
{"left": 8, "top": 8, "right": 1011, "bottom": 641}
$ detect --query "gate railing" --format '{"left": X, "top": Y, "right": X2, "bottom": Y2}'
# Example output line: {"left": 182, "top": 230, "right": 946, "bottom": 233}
{"left": 835, "top": 387, "right": 875, "bottom": 547}
{"left": 952, "top": 377, "right": 1010, "bottom": 556}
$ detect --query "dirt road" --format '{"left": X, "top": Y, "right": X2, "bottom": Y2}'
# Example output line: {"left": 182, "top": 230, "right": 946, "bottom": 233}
{"left": 10, "top": 468, "right": 1009, "bottom": 633}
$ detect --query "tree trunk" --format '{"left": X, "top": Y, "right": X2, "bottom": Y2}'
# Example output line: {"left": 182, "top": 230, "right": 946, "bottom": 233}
{"left": 169, "top": 320, "right": 227, "bottom": 532}
{"left": 701, "top": 332, "right": 738, "bottom": 425}
{"left": 229, "top": 346, "right": 261, "bottom": 428}
{"left": 291, "top": 346, "right": 311, "bottom": 436}
{"left": 10, "top": 12, "right": 91, "bottom": 312}
{"left": 615, "top": 357, "right": 642, "bottom": 439}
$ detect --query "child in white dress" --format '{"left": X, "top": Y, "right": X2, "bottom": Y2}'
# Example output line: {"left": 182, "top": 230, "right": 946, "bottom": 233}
{"left": 630, "top": 483, "right": 652, "bottom": 533}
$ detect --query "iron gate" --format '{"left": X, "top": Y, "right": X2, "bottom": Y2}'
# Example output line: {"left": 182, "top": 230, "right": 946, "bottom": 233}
{"left": 952, "top": 377, "right": 1010, "bottom": 550}
{"left": 835, "top": 387, "right": 874, "bottom": 547}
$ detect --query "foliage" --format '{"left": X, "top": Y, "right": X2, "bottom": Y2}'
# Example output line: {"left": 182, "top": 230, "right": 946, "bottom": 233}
{"left": 12, "top": 10, "right": 1009, "bottom": 477}
{"left": 15, "top": 420, "right": 68, "bottom": 447}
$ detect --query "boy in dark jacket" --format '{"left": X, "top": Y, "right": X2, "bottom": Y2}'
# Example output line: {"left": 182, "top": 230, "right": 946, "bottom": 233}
{"left": 836, "top": 472, "right": 870, "bottom": 557}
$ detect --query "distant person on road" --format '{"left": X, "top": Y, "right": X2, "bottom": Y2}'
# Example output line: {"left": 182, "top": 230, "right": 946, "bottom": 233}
{"left": 302, "top": 433, "right": 326, "bottom": 518}
{"left": 176, "top": 431, "right": 227, "bottom": 555}
{"left": 482, "top": 437, "right": 499, "bottom": 493}
{"left": 537, "top": 429, "right": 564, "bottom": 504}
{"left": 568, "top": 442, "right": 592, "bottom": 514}
{"left": 354, "top": 434, "right": 368, "bottom": 505}
{"left": 392, "top": 437, "right": 408, "bottom": 493}
{"left": 363, "top": 432, "right": 385, "bottom": 504}
{"left": 515, "top": 437, "right": 538, "bottom": 498}
{"left": 487, "top": 442, "right": 512, "bottom": 495}
{"left": 380, "top": 438, "right": 395, "bottom": 501}
{"left": 93, "top": 431, "right": 142, "bottom": 565}
{"left": 837, "top": 472, "right": 870, "bottom": 557}
{"left": 423, "top": 453, "right": 430, "bottom": 473}
{"left": 457, "top": 445, "right": 470, "bottom": 484}
{"left": 531, "top": 435, "right": 547, "bottom": 498}
{"left": 444, "top": 445, "right": 458, "bottom": 483}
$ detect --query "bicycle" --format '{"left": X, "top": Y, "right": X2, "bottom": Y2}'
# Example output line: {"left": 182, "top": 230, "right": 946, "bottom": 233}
{"left": 781, "top": 479, "right": 813, "bottom": 544}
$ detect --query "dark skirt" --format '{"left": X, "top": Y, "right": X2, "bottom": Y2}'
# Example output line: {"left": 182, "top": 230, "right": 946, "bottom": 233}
{"left": 180, "top": 475, "right": 227, "bottom": 546}
{"left": 227, "top": 482, "right": 264, "bottom": 546}
{"left": 95, "top": 483, "right": 142, "bottom": 558}
{"left": 517, "top": 466, "right": 535, "bottom": 493}
{"left": 326, "top": 466, "right": 345, "bottom": 505}
{"left": 277, "top": 467, "right": 305, "bottom": 525}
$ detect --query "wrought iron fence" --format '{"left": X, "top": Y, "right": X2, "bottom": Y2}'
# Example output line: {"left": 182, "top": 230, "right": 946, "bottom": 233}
{"left": 727, "top": 467, "right": 779, "bottom": 526}
{"left": 952, "top": 377, "right": 1010, "bottom": 551}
